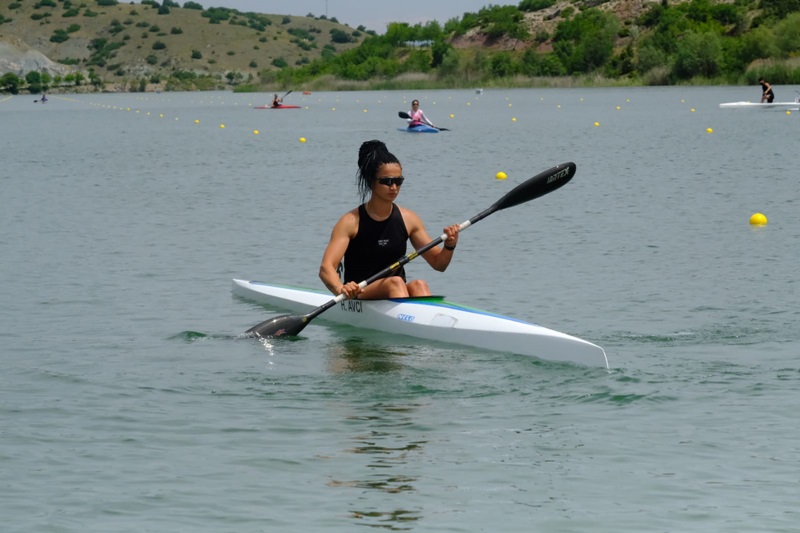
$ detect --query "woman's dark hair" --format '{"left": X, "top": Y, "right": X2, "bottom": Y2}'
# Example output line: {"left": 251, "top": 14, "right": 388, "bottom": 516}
{"left": 356, "top": 140, "right": 400, "bottom": 203}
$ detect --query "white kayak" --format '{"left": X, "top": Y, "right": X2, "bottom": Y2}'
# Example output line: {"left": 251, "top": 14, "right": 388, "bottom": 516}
{"left": 719, "top": 101, "right": 799, "bottom": 109}
{"left": 233, "top": 279, "right": 609, "bottom": 368}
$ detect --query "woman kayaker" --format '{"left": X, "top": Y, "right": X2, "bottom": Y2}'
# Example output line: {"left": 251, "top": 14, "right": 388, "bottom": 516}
{"left": 319, "top": 140, "right": 459, "bottom": 299}
{"left": 271, "top": 93, "right": 282, "bottom": 107}
{"left": 406, "top": 99, "right": 437, "bottom": 129}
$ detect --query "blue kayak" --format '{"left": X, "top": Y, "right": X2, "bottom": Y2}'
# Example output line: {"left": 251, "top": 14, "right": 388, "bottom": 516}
{"left": 399, "top": 124, "right": 439, "bottom": 133}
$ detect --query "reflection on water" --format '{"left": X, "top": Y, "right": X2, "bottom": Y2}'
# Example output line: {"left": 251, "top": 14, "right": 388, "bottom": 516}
{"left": 325, "top": 338, "right": 427, "bottom": 528}
{"left": 324, "top": 336, "right": 410, "bottom": 374}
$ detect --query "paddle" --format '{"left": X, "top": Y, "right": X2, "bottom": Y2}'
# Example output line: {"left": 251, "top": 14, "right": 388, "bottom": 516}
{"left": 246, "top": 161, "right": 577, "bottom": 338}
{"left": 398, "top": 111, "right": 449, "bottom": 131}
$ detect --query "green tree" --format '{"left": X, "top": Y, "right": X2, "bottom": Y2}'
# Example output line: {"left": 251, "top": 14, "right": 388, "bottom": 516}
{"left": 330, "top": 28, "right": 352, "bottom": 44}
{"left": 25, "top": 71, "right": 43, "bottom": 93}
{"left": 50, "top": 29, "right": 70, "bottom": 43}
{"left": 431, "top": 39, "right": 451, "bottom": 68}
{"left": 759, "top": 0, "right": 800, "bottom": 19}
{"left": 519, "top": 0, "right": 556, "bottom": 12}
{"left": 672, "top": 31, "right": 723, "bottom": 79}
{"left": 489, "top": 51, "right": 519, "bottom": 77}
{"left": 725, "top": 26, "right": 778, "bottom": 72}
{"left": 635, "top": 43, "right": 669, "bottom": 74}
{"left": 773, "top": 13, "right": 800, "bottom": 56}
{"left": 553, "top": 8, "right": 620, "bottom": 73}
{"left": 437, "top": 48, "right": 460, "bottom": 78}
{"left": 1, "top": 72, "right": 22, "bottom": 94}
{"left": 477, "top": 5, "right": 528, "bottom": 40}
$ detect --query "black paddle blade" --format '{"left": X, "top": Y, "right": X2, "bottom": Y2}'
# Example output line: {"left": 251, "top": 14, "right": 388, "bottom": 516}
{"left": 246, "top": 314, "right": 309, "bottom": 338}
{"left": 398, "top": 111, "right": 410, "bottom": 119}
{"left": 494, "top": 162, "right": 576, "bottom": 212}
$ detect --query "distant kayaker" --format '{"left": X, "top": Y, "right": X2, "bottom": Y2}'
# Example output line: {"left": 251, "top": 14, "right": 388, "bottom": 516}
{"left": 407, "top": 99, "right": 437, "bottom": 129}
{"left": 271, "top": 93, "right": 282, "bottom": 107}
{"left": 319, "top": 140, "right": 460, "bottom": 300}
{"left": 759, "top": 78, "right": 774, "bottom": 103}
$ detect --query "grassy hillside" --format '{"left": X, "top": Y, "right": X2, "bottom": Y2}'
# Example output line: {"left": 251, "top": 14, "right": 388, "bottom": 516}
{"left": 0, "top": 0, "right": 366, "bottom": 89}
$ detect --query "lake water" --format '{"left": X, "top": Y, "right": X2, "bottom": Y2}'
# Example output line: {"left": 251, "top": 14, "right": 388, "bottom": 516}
{"left": 2, "top": 86, "right": 799, "bottom": 532}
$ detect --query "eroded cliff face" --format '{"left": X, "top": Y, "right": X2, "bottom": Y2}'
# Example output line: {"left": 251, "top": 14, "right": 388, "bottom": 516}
{"left": 0, "top": 37, "right": 71, "bottom": 77}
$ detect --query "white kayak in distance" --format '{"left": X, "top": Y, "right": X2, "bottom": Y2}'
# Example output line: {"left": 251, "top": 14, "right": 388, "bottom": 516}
{"left": 233, "top": 279, "right": 609, "bottom": 368}
{"left": 719, "top": 100, "right": 799, "bottom": 110}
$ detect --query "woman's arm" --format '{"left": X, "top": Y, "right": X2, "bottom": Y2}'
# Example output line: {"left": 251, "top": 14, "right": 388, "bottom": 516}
{"left": 418, "top": 110, "right": 435, "bottom": 127}
{"left": 402, "top": 208, "right": 459, "bottom": 272}
{"left": 319, "top": 210, "right": 360, "bottom": 296}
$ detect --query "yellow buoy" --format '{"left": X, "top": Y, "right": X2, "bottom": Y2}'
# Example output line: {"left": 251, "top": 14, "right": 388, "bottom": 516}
{"left": 253, "top": 130, "right": 259, "bottom": 135}
{"left": 787, "top": 110, "right": 792, "bottom": 115}
{"left": 512, "top": 117, "right": 517, "bottom": 122}
{"left": 450, "top": 114, "right": 455, "bottom": 118}
{"left": 594, "top": 122, "right": 600, "bottom": 127}
{"left": 299, "top": 137, "right": 306, "bottom": 143}
{"left": 194, "top": 119, "right": 200, "bottom": 124}
{"left": 220, "top": 124, "right": 225, "bottom": 129}
{"left": 495, "top": 171, "right": 507, "bottom": 180}
{"left": 691, "top": 108, "right": 695, "bottom": 113}
{"left": 706, "top": 127, "right": 713, "bottom": 133}
{"left": 749, "top": 213, "right": 768, "bottom": 226}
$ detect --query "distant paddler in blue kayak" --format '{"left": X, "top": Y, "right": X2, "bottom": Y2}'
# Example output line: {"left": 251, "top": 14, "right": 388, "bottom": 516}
{"left": 407, "top": 99, "right": 437, "bottom": 129}
{"left": 398, "top": 99, "right": 448, "bottom": 132}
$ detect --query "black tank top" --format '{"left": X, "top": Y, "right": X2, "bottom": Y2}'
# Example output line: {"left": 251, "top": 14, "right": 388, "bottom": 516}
{"left": 343, "top": 204, "right": 408, "bottom": 283}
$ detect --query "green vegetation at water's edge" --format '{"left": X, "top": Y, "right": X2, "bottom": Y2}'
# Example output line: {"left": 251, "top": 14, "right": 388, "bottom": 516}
{"left": 264, "top": 0, "right": 800, "bottom": 90}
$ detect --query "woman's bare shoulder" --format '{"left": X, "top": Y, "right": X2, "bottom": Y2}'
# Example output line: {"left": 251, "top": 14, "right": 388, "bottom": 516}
{"left": 397, "top": 204, "right": 424, "bottom": 227}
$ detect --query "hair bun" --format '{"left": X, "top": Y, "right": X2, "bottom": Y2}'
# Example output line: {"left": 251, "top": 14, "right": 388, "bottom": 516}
{"left": 358, "top": 140, "right": 386, "bottom": 167}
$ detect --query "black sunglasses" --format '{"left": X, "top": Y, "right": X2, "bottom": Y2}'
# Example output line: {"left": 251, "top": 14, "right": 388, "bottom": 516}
{"left": 377, "top": 177, "right": 405, "bottom": 187}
